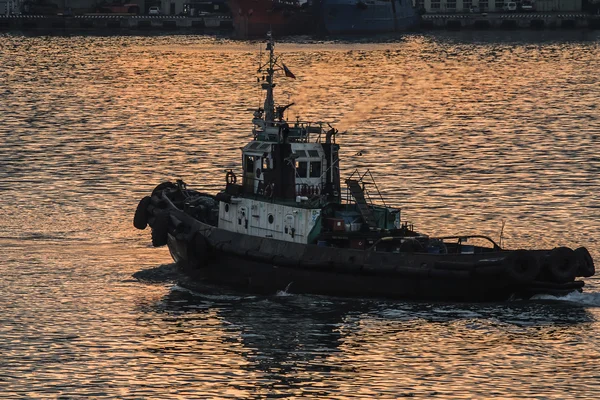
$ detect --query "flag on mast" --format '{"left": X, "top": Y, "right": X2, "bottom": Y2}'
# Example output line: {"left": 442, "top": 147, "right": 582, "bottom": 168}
{"left": 282, "top": 64, "right": 296, "bottom": 79}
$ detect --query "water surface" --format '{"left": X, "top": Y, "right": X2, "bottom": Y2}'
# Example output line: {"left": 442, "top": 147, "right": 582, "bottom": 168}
{"left": 1, "top": 31, "right": 600, "bottom": 398}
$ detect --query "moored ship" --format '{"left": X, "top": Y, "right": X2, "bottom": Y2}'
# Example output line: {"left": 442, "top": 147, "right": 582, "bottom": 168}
{"left": 133, "top": 34, "right": 595, "bottom": 302}
{"left": 228, "top": 0, "right": 314, "bottom": 37}
{"left": 314, "top": 0, "right": 420, "bottom": 35}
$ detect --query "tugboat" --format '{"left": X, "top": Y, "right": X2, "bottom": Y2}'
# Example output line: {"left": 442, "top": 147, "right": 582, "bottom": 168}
{"left": 133, "top": 34, "right": 595, "bottom": 302}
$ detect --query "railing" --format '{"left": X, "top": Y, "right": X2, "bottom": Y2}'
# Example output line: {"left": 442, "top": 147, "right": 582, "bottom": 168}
{"left": 253, "top": 119, "right": 336, "bottom": 144}
{"left": 227, "top": 175, "right": 326, "bottom": 201}
{"left": 344, "top": 169, "right": 387, "bottom": 208}
{"left": 295, "top": 182, "right": 324, "bottom": 197}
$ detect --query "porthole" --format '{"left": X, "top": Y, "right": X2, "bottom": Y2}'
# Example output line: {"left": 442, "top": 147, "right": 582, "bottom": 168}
{"left": 225, "top": 203, "right": 230, "bottom": 213}
{"left": 268, "top": 214, "right": 274, "bottom": 224}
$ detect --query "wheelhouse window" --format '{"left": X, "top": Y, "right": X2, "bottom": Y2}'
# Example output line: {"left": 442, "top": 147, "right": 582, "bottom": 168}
{"left": 294, "top": 150, "right": 307, "bottom": 158}
{"left": 296, "top": 161, "right": 308, "bottom": 178}
{"left": 309, "top": 161, "right": 321, "bottom": 178}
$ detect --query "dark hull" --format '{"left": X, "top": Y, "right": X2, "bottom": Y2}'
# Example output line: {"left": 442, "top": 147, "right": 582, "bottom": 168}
{"left": 163, "top": 208, "right": 585, "bottom": 302}
{"left": 314, "top": 0, "right": 420, "bottom": 35}
{"left": 228, "top": 0, "right": 314, "bottom": 37}
{"left": 170, "top": 236, "right": 583, "bottom": 301}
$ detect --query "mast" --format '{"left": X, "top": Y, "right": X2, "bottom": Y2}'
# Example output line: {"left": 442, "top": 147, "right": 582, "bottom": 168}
{"left": 262, "top": 32, "right": 276, "bottom": 124}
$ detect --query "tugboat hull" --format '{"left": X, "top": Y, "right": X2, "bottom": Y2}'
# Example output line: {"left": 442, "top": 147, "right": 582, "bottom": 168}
{"left": 160, "top": 208, "right": 587, "bottom": 302}
{"left": 167, "top": 236, "right": 585, "bottom": 302}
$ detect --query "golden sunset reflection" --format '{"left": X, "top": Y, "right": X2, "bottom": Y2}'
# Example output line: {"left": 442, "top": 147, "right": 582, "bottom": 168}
{"left": 1, "top": 33, "right": 600, "bottom": 398}
{"left": 4, "top": 35, "right": 598, "bottom": 251}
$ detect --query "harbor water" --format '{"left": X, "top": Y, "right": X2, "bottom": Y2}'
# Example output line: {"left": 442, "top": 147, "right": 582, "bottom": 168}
{"left": 1, "top": 31, "right": 600, "bottom": 398}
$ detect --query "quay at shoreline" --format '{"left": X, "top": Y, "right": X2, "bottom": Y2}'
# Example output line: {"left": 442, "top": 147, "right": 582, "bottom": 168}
{"left": 0, "top": 12, "right": 598, "bottom": 34}
{"left": 421, "top": 12, "right": 600, "bottom": 30}
{"left": 0, "top": 14, "right": 233, "bottom": 32}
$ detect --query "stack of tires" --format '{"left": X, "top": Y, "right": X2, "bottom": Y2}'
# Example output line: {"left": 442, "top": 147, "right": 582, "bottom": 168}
{"left": 133, "top": 181, "right": 211, "bottom": 269}
{"left": 133, "top": 182, "right": 176, "bottom": 247}
{"left": 500, "top": 246, "right": 594, "bottom": 285}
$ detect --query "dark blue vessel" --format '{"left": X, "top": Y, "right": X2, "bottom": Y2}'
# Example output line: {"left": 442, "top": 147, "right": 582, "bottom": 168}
{"left": 316, "top": 0, "right": 420, "bottom": 35}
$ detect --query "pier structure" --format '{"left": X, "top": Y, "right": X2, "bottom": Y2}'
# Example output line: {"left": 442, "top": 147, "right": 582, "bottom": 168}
{"left": 421, "top": 12, "right": 600, "bottom": 29}
{"left": 0, "top": 14, "right": 233, "bottom": 31}
{"left": 415, "top": 0, "right": 588, "bottom": 13}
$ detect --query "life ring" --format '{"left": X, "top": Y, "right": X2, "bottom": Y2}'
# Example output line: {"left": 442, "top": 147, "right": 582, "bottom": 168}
{"left": 503, "top": 250, "right": 540, "bottom": 284}
{"left": 574, "top": 247, "right": 595, "bottom": 277}
{"left": 226, "top": 171, "right": 237, "bottom": 185}
{"left": 264, "top": 183, "right": 274, "bottom": 198}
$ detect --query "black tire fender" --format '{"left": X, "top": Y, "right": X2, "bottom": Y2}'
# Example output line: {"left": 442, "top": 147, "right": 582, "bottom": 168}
{"left": 574, "top": 247, "right": 595, "bottom": 277}
{"left": 545, "top": 247, "right": 578, "bottom": 283}
{"left": 133, "top": 196, "right": 151, "bottom": 230}
{"left": 151, "top": 213, "right": 169, "bottom": 247}
{"left": 504, "top": 250, "right": 541, "bottom": 284}
{"left": 151, "top": 181, "right": 176, "bottom": 197}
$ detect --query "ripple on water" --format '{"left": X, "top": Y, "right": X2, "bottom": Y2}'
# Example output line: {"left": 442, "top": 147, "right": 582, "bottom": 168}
{"left": 1, "top": 32, "right": 600, "bottom": 398}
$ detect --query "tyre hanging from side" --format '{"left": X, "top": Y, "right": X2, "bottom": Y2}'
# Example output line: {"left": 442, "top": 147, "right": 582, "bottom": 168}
{"left": 152, "top": 181, "right": 176, "bottom": 197}
{"left": 503, "top": 250, "right": 541, "bottom": 284}
{"left": 574, "top": 247, "right": 595, "bottom": 277}
{"left": 133, "top": 196, "right": 152, "bottom": 230}
{"left": 545, "top": 247, "right": 578, "bottom": 283}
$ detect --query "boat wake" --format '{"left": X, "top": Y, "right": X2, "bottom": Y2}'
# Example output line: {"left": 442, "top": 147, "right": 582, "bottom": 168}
{"left": 170, "top": 283, "right": 256, "bottom": 302}
{"left": 275, "top": 290, "right": 294, "bottom": 297}
{"left": 276, "top": 282, "right": 295, "bottom": 297}
{"left": 532, "top": 290, "right": 600, "bottom": 307}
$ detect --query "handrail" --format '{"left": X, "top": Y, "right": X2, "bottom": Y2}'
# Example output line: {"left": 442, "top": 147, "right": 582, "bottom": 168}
{"left": 366, "top": 234, "right": 502, "bottom": 252}
{"left": 367, "top": 235, "right": 429, "bottom": 251}
{"left": 366, "top": 170, "right": 387, "bottom": 207}
{"left": 433, "top": 235, "right": 502, "bottom": 250}
{"left": 344, "top": 168, "right": 388, "bottom": 208}
{"left": 229, "top": 174, "right": 326, "bottom": 200}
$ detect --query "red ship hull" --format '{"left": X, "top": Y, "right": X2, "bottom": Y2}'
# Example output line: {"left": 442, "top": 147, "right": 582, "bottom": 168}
{"left": 229, "top": 0, "right": 314, "bottom": 37}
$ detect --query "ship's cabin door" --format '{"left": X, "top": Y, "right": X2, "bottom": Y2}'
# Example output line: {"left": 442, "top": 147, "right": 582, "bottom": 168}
{"left": 244, "top": 155, "right": 256, "bottom": 193}
{"left": 244, "top": 153, "right": 271, "bottom": 196}
{"left": 253, "top": 156, "right": 265, "bottom": 195}
{"left": 254, "top": 156, "right": 271, "bottom": 195}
